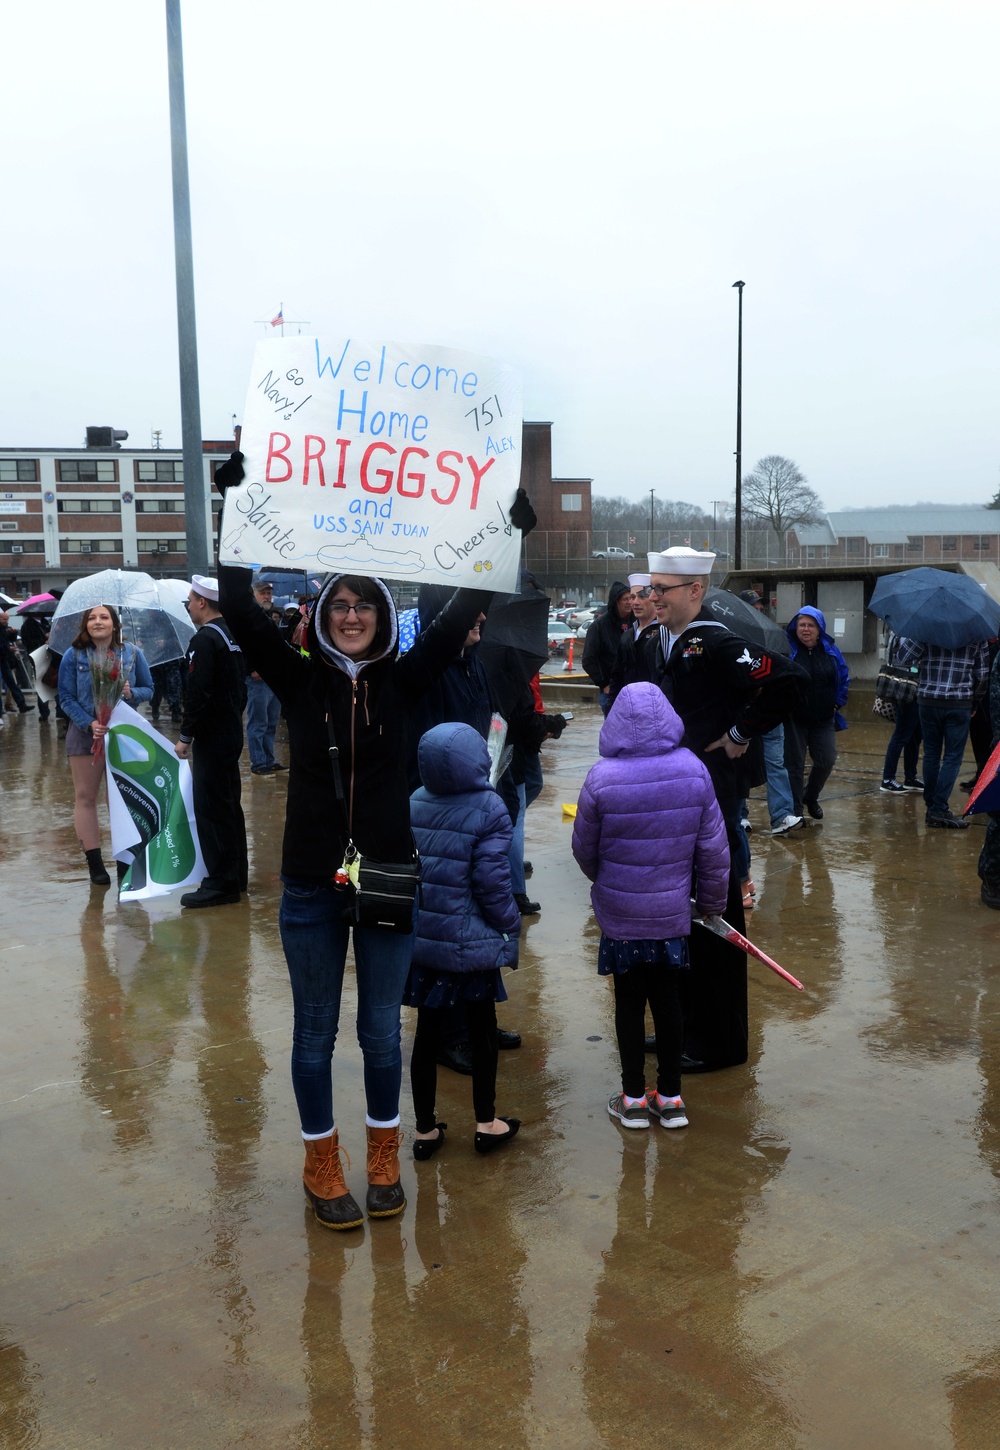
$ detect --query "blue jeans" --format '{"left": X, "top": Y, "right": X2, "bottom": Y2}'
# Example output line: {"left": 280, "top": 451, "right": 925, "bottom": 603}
{"left": 882, "top": 700, "right": 921, "bottom": 783}
{"left": 508, "top": 754, "right": 544, "bottom": 895}
{"left": 246, "top": 677, "right": 281, "bottom": 768}
{"left": 762, "top": 724, "right": 796, "bottom": 827}
{"left": 279, "top": 879, "right": 416, "bottom": 1133}
{"left": 918, "top": 704, "right": 971, "bottom": 816}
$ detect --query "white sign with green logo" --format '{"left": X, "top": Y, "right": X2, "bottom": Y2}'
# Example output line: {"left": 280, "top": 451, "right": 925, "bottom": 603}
{"left": 105, "top": 702, "right": 205, "bottom": 901}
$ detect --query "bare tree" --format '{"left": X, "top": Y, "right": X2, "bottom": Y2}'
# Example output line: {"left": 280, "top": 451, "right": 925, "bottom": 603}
{"left": 591, "top": 494, "right": 713, "bottom": 548}
{"left": 739, "top": 456, "right": 824, "bottom": 559}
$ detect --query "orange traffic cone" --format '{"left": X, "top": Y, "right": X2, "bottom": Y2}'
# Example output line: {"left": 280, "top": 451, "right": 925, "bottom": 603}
{"left": 564, "top": 639, "right": 574, "bottom": 673}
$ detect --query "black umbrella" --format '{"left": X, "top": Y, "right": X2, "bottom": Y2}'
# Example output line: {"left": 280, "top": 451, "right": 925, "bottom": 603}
{"left": 703, "top": 589, "right": 791, "bottom": 656}
{"left": 478, "top": 591, "right": 551, "bottom": 718}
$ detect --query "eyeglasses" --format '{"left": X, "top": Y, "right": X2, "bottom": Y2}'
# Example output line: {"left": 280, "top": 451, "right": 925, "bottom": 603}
{"left": 649, "top": 581, "right": 696, "bottom": 597}
{"left": 327, "top": 601, "right": 377, "bottom": 619}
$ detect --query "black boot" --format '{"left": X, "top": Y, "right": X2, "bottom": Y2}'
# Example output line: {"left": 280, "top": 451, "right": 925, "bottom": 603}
{"left": 85, "top": 848, "right": 111, "bottom": 886}
{"left": 982, "top": 877, "right": 1000, "bottom": 910}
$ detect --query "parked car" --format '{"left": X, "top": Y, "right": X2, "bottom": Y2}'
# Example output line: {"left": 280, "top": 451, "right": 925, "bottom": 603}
{"left": 547, "top": 620, "right": 575, "bottom": 654}
{"left": 592, "top": 546, "right": 635, "bottom": 560}
{"left": 568, "top": 609, "right": 596, "bottom": 628}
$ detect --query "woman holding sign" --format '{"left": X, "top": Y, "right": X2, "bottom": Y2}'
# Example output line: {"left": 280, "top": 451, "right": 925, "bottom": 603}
{"left": 215, "top": 452, "right": 535, "bottom": 1230}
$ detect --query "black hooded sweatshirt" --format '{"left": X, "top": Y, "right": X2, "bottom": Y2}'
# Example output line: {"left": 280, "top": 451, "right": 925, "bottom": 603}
{"left": 582, "top": 581, "right": 632, "bottom": 690}
{"left": 218, "top": 564, "right": 489, "bottom": 880}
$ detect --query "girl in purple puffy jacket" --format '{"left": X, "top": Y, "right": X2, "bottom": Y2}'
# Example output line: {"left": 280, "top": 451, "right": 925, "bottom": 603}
{"left": 572, "top": 682, "right": 730, "bottom": 1131}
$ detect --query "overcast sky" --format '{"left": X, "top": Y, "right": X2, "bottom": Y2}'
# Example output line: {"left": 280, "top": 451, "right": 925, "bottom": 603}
{"left": 4, "top": 0, "right": 998, "bottom": 513}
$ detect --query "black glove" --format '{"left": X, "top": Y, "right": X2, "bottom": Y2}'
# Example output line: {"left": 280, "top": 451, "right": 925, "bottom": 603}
{"left": 544, "top": 713, "right": 567, "bottom": 739}
{"left": 509, "top": 489, "right": 537, "bottom": 536}
{"left": 214, "top": 450, "right": 245, "bottom": 496}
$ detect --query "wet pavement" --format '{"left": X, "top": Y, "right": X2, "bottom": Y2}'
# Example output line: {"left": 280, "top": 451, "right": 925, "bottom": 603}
{"left": 2, "top": 701, "right": 1000, "bottom": 1448}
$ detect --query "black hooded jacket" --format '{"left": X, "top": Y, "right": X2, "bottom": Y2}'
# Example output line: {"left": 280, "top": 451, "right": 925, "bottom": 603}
{"left": 218, "top": 564, "right": 489, "bottom": 880}
{"left": 582, "top": 582, "right": 632, "bottom": 690}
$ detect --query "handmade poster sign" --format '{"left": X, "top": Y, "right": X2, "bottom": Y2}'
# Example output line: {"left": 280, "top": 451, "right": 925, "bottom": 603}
{"left": 219, "top": 337, "right": 524, "bottom": 591}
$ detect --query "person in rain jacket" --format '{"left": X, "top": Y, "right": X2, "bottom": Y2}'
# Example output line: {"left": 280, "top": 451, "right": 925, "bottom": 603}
{"left": 582, "top": 581, "right": 634, "bottom": 715}
{"left": 783, "top": 606, "right": 850, "bottom": 821}
{"left": 405, "top": 722, "right": 522, "bottom": 1158}
{"left": 572, "top": 682, "right": 730, "bottom": 1132}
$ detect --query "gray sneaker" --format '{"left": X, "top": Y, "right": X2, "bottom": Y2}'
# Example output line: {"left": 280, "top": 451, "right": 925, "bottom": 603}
{"left": 607, "top": 1092, "right": 650, "bottom": 1129}
{"left": 647, "top": 1093, "right": 689, "bottom": 1129}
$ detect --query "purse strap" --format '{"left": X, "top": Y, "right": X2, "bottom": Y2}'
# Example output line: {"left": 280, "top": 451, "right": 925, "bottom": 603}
{"left": 324, "top": 707, "right": 418, "bottom": 867}
{"left": 325, "top": 710, "right": 355, "bottom": 856}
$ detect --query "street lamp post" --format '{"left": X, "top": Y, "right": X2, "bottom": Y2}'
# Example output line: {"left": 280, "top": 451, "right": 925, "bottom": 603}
{"left": 649, "top": 489, "right": 655, "bottom": 554}
{"left": 732, "top": 280, "right": 745, "bottom": 571}
{"left": 165, "top": 0, "right": 209, "bottom": 575}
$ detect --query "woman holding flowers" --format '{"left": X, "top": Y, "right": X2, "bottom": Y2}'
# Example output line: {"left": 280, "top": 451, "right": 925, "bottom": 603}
{"left": 58, "top": 605, "right": 153, "bottom": 885}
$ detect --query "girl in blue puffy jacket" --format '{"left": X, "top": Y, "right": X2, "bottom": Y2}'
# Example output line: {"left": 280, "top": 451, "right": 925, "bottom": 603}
{"left": 405, "top": 721, "right": 523, "bottom": 1157}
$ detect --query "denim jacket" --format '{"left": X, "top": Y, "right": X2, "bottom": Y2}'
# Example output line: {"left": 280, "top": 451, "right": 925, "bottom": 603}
{"left": 58, "top": 643, "right": 154, "bottom": 731}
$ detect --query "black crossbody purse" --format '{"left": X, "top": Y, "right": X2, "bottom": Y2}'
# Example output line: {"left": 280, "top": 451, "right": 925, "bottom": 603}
{"left": 326, "top": 713, "right": 420, "bottom": 933}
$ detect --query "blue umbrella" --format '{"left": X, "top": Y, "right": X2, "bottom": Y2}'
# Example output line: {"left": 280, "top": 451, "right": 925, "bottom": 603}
{"left": 868, "top": 567, "right": 1000, "bottom": 648}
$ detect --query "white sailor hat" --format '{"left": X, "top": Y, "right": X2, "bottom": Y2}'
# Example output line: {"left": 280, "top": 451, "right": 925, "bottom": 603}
{"left": 190, "top": 574, "right": 220, "bottom": 601}
{"left": 647, "top": 547, "right": 716, "bottom": 576}
{"left": 627, "top": 572, "right": 652, "bottom": 588}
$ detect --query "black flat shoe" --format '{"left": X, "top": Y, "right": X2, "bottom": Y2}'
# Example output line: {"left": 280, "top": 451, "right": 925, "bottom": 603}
{"left": 413, "top": 1123, "right": 447, "bottom": 1160}
{"left": 497, "top": 1028, "right": 522, "bottom": 1050}
{"left": 804, "top": 798, "right": 824, "bottom": 820}
{"left": 474, "top": 1117, "right": 520, "bottom": 1155}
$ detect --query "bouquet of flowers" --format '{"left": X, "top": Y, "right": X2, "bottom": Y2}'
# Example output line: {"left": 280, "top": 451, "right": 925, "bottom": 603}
{"left": 89, "top": 648, "right": 126, "bottom": 763}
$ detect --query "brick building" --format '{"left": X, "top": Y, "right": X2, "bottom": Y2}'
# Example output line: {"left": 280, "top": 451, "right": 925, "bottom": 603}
{"left": 788, "top": 507, "right": 1000, "bottom": 568}
{"left": 0, "top": 431, "right": 236, "bottom": 594}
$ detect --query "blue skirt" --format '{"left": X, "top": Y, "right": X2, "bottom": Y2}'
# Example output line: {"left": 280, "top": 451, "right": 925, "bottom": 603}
{"left": 403, "top": 964, "right": 508, "bottom": 1009}
{"left": 598, "top": 935, "right": 690, "bottom": 977}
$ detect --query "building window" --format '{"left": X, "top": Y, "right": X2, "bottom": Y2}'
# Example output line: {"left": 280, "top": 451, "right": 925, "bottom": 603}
{"left": 906, "top": 539, "right": 922, "bottom": 552}
{"left": 873, "top": 544, "right": 889, "bottom": 558}
{"left": 138, "top": 538, "right": 185, "bottom": 553}
{"left": 844, "top": 537, "right": 862, "bottom": 554}
{"left": 61, "top": 538, "right": 123, "bottom": 554}
{"left": 0, "top": 538, "right": 44, "bottom": 554}
{"left": 975, "top": 536, "right": 994, "bottom": 550}
{"left": 0, "top": 459, "right": 38, "bottom": 482}
{"left": 136, "top": 460, "right": 184, "bottom": 482}
{"left": 57, "top": 460, "right": 117, "bottom": 483}
{"left": 135, "top": 499, "right": 185, "bottom": 513}
{"left": 560, "top": 494, "right": 582, "bottom": 512}
{"left": 942, "top": 536, "right": 957, "bottom": 550}
{"left": 57, "top": 499, "right": 121, "bottom": 514}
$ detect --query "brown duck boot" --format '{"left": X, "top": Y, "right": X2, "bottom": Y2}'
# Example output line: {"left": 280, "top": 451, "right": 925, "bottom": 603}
{"left": 302, "top": 1131, "right": 364, "bottom": 1230}
{"left": 365, "top": 1126, "right": 406, "bottom": 1219}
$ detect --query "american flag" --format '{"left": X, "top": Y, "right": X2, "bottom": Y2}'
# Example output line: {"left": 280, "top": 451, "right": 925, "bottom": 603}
{"left": 270, "top": 309, "right": 284, "bottom": 327}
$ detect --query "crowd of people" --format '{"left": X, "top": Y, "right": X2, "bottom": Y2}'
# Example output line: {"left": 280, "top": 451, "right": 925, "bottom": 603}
{"left": 7, "top": 466, "right": 1000, "bottom": 1232}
